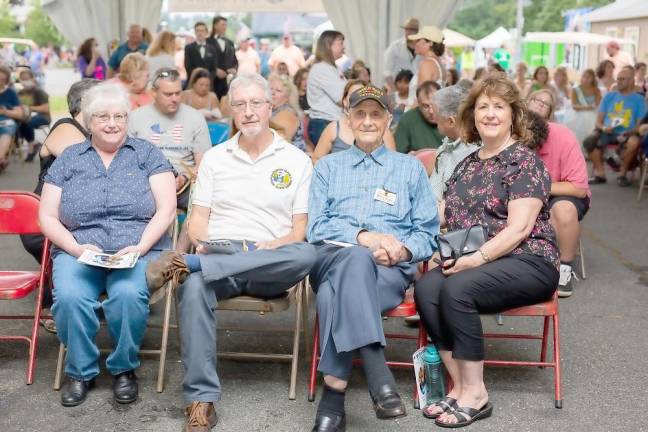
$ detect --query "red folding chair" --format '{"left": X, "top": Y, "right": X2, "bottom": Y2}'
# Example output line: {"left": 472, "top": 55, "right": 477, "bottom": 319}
{"left": 307, "top": 263, "right": 429, "bottom": 407}
{"left": 0, "top": 191, "right": 51, "bottom": 384}
{"left": 483, "top": 293, "right": 562, "bottom": 408}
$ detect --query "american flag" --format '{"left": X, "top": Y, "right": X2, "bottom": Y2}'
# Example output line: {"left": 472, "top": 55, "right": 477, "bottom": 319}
{"left": 149, "top": 123, "right": 184, "bottom": 145}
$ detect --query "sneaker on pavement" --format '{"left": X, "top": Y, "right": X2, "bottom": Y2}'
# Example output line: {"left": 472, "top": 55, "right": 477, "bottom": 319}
{"left": 617, "top": 175, "right": 631, "bottom": 187}
{"left": 588, "top": 176, "right": 607, "bottom": 185}
{"left": 557, "top": 264, "right": 573, "bottom": 298}
{"left": 145, "top": 250, "right": 189, "bottom": 293}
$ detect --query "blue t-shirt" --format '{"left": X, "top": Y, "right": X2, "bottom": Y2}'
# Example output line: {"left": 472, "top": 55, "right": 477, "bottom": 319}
{"left": 599, "top": 91, "right": 647, "bottom": 134}
{"left": 108, "top": 42, "right": 149, "bottom": 71}
{"left": 0, "top": 87, "right": 20, "bottom": 122}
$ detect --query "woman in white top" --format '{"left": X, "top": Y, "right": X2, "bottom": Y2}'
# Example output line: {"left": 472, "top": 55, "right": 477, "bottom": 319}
{"left": 306, "top": 30, "right": 347, "bottom": 145}
{"left": 146, "top": 31, "right": 176, "bottom": 77}
{"left": 407, "top": 26, "right": 447, "bottom": 107}
{"left": 180, "top": 67, "right": 224, "bottom": 121}
{"left": 551, "top": 66, "right": 572, "bottom": 111}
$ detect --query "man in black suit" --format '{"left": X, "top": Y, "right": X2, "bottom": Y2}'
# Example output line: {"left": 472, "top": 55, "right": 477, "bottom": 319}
{"left": 207, "top": 16, "right": 238, "bottom": 99}
{"left": 184, "top": 22, "right": 217, "bottom": 89}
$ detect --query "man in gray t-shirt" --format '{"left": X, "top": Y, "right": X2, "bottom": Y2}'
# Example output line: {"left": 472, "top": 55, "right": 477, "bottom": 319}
{"left": 128, "top": 68, "right": 211, "bottom": 203}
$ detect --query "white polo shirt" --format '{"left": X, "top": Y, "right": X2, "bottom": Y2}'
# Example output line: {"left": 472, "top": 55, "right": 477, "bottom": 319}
{"left": 192, "top": 130, "right": 313, "bottom": 242}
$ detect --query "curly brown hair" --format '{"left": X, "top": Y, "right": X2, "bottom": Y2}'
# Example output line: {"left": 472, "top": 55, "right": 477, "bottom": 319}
{"left": 524, "top": 110, "right": 549, "bottom": 151}
{"left": 457, "top": 75, "right": 530, "bottom": 145}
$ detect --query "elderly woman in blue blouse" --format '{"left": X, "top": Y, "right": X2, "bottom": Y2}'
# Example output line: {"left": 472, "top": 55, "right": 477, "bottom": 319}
{"left": 39, "top": 82, "right": 176, "bottom": 408}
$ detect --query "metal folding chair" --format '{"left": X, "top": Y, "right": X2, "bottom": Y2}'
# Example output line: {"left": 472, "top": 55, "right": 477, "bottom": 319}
{"left": 0, "top": 191, "right": 51, "bottom": 384}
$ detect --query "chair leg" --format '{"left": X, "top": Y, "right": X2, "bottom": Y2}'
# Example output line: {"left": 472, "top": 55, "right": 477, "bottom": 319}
{"left": 156, "top": 283, "right": 174, "bottom": 393}
{"left": 553, "top": 313, "right": 563, "bottom": 409}
{"left": 53, "top": 344, "right": 65, "bottom": 390}
{"left": 302, "top": 280, "right": 311, "bottom": 364}
{"left": 27, "top": 280, "right": 46, "bottom": 384}
{"left": 579, "top": 239, "right": 586, "bottom": 280}
{"left": 637, "top": 159, "right": 647, "bottom": 202}
{"left": 288, "top": 284, "right": 303, "bottom": 400}
{"left": 540, "top": 316, "right": 550, "bottom": 366}
{"left": 308, "top": 319, "right": 320, "bottom": 402}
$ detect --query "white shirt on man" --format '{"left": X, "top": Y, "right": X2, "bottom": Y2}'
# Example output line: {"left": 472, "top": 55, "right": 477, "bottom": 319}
{"left": 383, "top": 38, "right": 417, "bottom": 80}
{"left": 268, "top": 44, "right": 306, "bottom": 76}
{"left": 192, "top": 130, "right": 313, "bottom": 243}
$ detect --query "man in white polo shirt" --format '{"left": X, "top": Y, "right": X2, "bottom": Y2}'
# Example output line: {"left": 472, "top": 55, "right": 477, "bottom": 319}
{"left": 144, "top": 73, "right": 316, "bottom": 432}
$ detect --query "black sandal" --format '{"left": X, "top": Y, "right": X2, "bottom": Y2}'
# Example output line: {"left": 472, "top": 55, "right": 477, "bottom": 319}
{"left": 422, "top": 396, "right": 457, "bottom": 419}
{"left": 434, "top": 402, "right": 493, "bottom": 428}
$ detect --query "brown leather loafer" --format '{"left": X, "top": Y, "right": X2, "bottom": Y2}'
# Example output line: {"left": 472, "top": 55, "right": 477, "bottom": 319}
{"left": 185, "top": 401, "right": 218, "bottom": 432}
{"left": 145, "top": 250, "right": 189, "bottom": 293}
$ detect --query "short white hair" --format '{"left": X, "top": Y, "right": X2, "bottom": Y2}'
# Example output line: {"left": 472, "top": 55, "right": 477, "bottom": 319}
{"left": 228, "top": 73, "right": 272, "bottom": 103}
{"left": 431, "top": 84, "right": 469, "bottom": 119}
{"left": 81, "top": 83, "right": 131, "bottom": 128}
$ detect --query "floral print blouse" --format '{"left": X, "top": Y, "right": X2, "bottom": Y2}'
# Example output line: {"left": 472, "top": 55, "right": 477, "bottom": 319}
{"left": 444, "top": 142, "right": 559, "bottom": 268}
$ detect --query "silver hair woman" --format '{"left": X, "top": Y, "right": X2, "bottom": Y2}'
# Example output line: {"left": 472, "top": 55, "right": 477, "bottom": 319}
{"left": 39, "top": 81, "right": 177, "bottom": 408}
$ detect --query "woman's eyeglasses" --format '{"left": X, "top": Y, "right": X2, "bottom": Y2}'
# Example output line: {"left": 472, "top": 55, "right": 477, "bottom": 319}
{"left": 92, "top": 112, "right": 128, "bottom": 124}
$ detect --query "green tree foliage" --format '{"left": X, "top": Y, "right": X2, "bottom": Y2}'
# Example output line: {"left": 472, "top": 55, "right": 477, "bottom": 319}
{"left": 0, "top": 0, "right": 20, "bottom": 37}
{"left": 449, "top": 0, "right": 615, "bottom": 40}
{"left": 23, "top": 0, "right": 66, "bottom": 47}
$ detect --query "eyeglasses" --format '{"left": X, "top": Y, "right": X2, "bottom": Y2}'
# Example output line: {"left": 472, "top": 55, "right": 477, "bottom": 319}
{"left": 530, "top": 98, "right": 551, "bottom": 109}
{"left": 230, "top": 99, "right": 270, "bottom": 113}
{"left": 92, "top": 112, "right": 128, "bottom": 124}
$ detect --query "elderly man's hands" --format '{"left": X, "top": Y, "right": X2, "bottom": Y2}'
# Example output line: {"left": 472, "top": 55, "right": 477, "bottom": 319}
{"left": 357, "top": 231, "right": 411, "bottom": 266}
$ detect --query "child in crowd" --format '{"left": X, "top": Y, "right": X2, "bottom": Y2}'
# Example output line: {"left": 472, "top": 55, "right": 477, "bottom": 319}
{"left": 390, "top": 69, "right": 413, "bottom": 128}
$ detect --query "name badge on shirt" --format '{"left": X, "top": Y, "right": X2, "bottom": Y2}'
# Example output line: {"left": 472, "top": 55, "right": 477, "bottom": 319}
{"left": 374, "top": 188, "right": 396, "bottom": 206}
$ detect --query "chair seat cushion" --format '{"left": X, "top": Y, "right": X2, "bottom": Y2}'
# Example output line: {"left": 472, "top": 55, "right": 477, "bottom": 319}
{"left": 0, "top": 271, "right": 40, "bottom": 300}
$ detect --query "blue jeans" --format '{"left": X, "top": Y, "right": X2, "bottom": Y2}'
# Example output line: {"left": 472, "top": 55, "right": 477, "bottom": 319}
{"left": 18, "top": 114, "right": 49, "bottom": 142}
{"left": 51, "top": 252, "right": 151, "bottom": 380}
{"left": 307, "top": 117, "right": 331, "bottom": 146}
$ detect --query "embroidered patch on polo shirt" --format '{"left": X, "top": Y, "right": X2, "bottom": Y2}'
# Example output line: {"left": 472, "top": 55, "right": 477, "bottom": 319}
{"left": 270, "top": 169, "right": 292, "bottom": 189}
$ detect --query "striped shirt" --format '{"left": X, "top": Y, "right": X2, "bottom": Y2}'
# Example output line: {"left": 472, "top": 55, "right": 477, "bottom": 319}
{"left": 307, "top": 144, "right": 439, "bottom": 262}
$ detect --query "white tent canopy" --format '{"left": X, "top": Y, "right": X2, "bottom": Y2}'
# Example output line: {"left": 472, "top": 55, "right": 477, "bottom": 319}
{"left": 323, "top": 0, "right": 459, "bottom": 85}
{"left": 443, "top": 29, "right": 475, "bottom": 48}
{"left": 524, "top": 31, "right": 636, "bottom": 46}
{"left": 42, "top": 0, "right": 163, "bottom": 57}
{"left": 477, "top": 26, "right": 512, "bottom": 49}
{"left": 41, "top": 0, "right": 461, "bottom": 86}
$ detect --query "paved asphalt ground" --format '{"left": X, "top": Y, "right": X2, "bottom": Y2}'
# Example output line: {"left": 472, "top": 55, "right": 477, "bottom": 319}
{"left": 1, "top": 69, "right": 647, "bottom": 431}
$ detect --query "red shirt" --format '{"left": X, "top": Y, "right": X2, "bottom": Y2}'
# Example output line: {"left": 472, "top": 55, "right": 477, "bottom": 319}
{"left": 538, "top": 123, "right": 591, "bottom": 198}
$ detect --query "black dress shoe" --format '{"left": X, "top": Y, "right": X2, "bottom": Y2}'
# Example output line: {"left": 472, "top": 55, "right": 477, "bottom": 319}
{"left": 370, "top": 384, "right": 406, "bottom": 419}
{"left": 61, "top": 377, "right": 95, "bottom": 407}
{"left": 113, "top": 370, "right": 138, "bottom": 404}
{"left": 312, "top": 412, "right": 346, "bottom": 432}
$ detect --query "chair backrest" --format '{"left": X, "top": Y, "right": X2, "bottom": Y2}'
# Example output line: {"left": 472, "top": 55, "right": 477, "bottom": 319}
{"left": 414, "top": 149, "right": 438, "bottom": 174}
{"left": 0, "top": 191, "right": 42, "bottom": 235}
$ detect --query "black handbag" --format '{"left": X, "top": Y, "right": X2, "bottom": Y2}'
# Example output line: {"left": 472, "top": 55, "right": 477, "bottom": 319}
{"left": 435, "top": 224, "right": 488, "bottom": 261}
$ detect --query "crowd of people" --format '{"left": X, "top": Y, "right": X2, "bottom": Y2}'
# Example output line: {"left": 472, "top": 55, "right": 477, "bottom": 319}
{"left": 1, "top": 13, "right": 648, "bottom": 432}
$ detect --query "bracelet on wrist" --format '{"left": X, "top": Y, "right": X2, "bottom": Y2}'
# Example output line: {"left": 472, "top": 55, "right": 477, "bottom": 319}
{"left": 478, "top": 248, "right": 491, "bottom": 263}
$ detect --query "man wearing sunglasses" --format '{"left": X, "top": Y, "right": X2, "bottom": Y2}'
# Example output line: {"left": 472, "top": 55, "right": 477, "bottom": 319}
{"left": 128, "top": 68, "right": 211, "bottom": 248}
{"left": 583, "top": 66, "right": 646, "bottom": 186}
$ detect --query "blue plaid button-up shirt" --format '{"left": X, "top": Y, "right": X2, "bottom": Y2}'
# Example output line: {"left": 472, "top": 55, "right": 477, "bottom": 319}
{"left": 307, "top": 144, "right": 439, "bottom": 262}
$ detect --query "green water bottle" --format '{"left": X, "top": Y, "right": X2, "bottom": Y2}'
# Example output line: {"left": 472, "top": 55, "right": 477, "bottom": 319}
{"left": 423, "top": 344, "right": 445, "bottom": 406}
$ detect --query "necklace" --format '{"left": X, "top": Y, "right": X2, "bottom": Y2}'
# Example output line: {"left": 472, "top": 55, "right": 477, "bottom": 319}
{"left": 479, "top": 134, "right": 513, "bottom": 159}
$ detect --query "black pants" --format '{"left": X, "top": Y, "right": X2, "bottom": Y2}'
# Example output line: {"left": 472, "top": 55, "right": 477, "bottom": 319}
{"left": 414, "top": 254, "right": 558, "bottom": 361}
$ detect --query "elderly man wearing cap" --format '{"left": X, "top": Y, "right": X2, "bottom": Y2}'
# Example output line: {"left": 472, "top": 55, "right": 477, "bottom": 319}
{"left": 383, "top": 17, "right": 420, "bottom": 92}
{"left": 307, "top": 85, "right": 439, "bottom": 431}
{"left": 605, "top": 40, "right": 634, "bottom": 75}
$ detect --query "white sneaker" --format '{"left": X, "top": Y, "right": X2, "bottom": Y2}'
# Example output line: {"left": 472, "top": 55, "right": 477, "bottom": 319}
{"left": 557, "top": 264, "right": 573, "bottom": 298}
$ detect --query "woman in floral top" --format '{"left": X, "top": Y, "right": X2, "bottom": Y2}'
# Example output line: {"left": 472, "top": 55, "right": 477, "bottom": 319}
{"left": 414, "top": 76, "right": 559, "bottom": 428}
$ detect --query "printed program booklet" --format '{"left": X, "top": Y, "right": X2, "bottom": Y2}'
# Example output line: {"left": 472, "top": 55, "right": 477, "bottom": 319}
{"left": 77, "top": 250, "right": 139, "bottom": 269}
